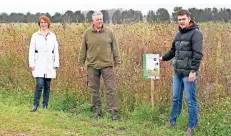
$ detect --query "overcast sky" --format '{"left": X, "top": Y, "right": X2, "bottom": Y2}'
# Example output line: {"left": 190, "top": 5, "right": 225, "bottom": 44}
{"left": 1, "top": 0, "right": 231, "bottom": 15}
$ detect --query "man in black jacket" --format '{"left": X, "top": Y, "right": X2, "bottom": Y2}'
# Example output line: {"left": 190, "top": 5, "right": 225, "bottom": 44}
{"left": 160, "top": 9, "right": 203, "bottom": 136}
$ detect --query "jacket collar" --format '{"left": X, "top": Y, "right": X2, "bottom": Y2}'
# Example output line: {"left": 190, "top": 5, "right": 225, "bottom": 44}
{"left": 37, "top": 30, "right": 51, "bottom": 35}
{"left": 91, "top": 25, "right": 104, "bottom": 33}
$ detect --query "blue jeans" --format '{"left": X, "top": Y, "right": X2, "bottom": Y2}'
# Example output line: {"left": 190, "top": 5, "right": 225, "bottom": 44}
{"left": 169, "top": 72, "right": 198, "bottom": 128}
{"left": 33, "top": 77, "right": 51, "bottom": 107}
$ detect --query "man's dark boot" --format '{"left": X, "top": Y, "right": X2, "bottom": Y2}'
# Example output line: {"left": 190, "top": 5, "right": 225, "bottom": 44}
{"left": 111, "top": 110, "right": 118, "bottom": 120}
{"left": 30, "top": 105, "right": 38, "bottom": 112}
{"left": 92, "top": 107, "right": 102, "bottom": 119}
{"left": 186, "top": 128, "right": 194, "bottom": 136}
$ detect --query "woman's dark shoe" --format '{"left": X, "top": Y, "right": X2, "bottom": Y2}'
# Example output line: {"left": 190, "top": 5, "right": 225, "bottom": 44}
{"left": 43, "top": 105, "right": 48, "bottom": 109}
{"left": 30, "top": 105, "right": 38, "bottom": 112}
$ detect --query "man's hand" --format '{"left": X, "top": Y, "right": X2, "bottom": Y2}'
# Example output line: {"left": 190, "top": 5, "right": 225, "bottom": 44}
{"left": 114, "top": 65, "right": 120, "bottom": 71}
{"left": 188, "top": 72, "right": 196, "bottom": 83}
{"left": 30, "top": 66, "right": 35, "bottom": 71}
{"left": 159, "top": 56, "right": 164, "bottom": 67}
{"left": 80, "top": 67, "right": 85, "bottom": 72}
{"left": 159, "top": 56, "right": 163, "bottom": 62}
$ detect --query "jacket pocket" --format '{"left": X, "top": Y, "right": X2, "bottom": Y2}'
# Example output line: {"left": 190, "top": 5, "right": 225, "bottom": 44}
{"left": 34, "top": 53, "right": 39, "bottom": 61}
{"left": 172, "top": 58, "right": 177, "bottom": 69}
{"left": 46, "top": 53, "right": 55, "bottom": 63}
{"left": 187, "top": 58, "right": 192, "bottom": 69}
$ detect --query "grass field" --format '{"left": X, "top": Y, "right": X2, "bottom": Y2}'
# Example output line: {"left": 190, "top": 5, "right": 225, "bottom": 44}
{"left": 0, "top": 22, "right": 230, "bottom": 135}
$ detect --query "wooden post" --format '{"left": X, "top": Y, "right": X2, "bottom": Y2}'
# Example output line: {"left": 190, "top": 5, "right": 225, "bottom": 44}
{"left": 151, "top": 79, "right": 155, "bottom": 107}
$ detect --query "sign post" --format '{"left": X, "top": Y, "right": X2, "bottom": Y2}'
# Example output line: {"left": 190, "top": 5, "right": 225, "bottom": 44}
{"left": 142, "top": 54, "right": 160, "bottom": 107}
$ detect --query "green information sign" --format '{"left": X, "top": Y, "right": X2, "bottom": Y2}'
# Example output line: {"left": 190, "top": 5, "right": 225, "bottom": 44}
{"left": 142, "top": 54, "right": 160, "bottom": 79}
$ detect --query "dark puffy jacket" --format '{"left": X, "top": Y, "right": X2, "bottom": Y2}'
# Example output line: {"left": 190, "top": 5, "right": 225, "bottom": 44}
{"left": 162, "top": 21, "right": 203, "bottom": 76}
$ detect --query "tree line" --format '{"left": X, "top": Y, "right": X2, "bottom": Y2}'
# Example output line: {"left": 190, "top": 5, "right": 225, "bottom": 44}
{"left": 1, "top": 7, "right": 231, "bottom": 23}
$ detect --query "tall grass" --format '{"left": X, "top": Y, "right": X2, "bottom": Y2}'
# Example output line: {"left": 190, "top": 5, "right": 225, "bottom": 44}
{"left": 0, "top": 22, "right": 231, "bottom": 109}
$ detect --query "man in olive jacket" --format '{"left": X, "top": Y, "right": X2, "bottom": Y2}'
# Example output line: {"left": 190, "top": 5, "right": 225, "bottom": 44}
{"left": 78, "top": 11, "right": 121, "bottom": 120}
{"left": 160, "top": 9, "right": 203, "bottom": 135}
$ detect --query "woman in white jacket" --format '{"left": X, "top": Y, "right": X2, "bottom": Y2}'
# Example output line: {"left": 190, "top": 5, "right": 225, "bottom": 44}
{"left": 29, "top": 16, "right": 59, "bottom": 112}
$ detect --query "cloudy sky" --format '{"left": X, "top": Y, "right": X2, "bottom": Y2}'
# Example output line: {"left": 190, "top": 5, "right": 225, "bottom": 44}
{"left": 1, "top": 0, "right": 231, "bottom": 15}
